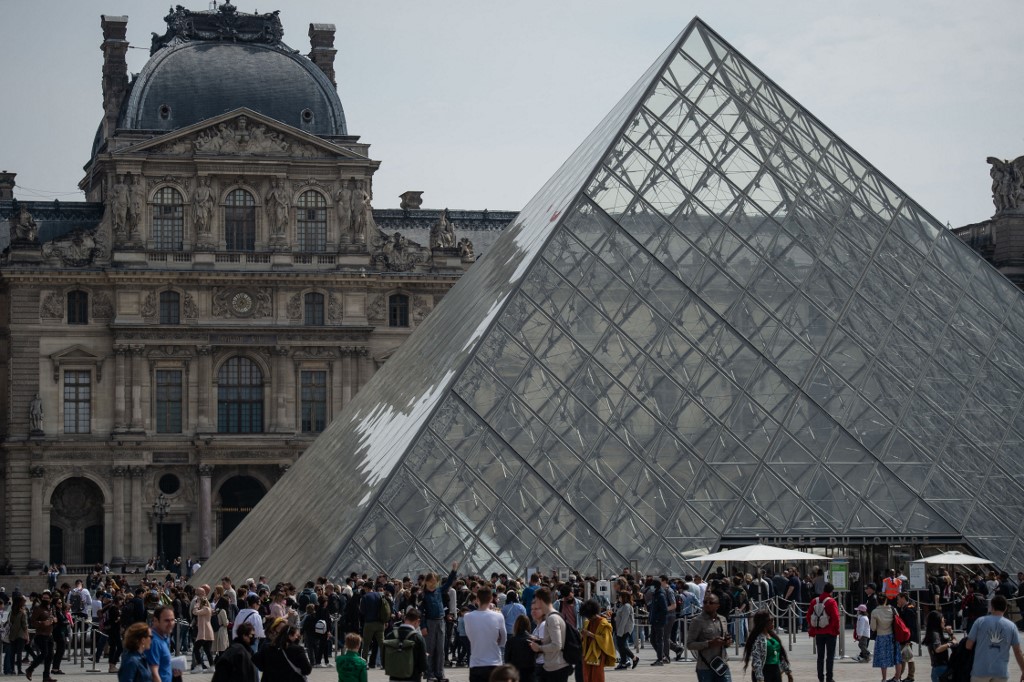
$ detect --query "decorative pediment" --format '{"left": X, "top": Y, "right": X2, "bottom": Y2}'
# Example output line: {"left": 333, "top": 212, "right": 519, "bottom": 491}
{"left": 50, "top": 345, "right": 105, "bottom": 383}
{"left": 121, "top": 108, "right": 365, "bottom": 160}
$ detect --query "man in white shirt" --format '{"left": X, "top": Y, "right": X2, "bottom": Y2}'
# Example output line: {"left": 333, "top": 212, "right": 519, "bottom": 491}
{"left": 463, "top": 586, "right": 506, "bottom": 682}
{"left": 235, "top": 594, "right": 266, "bottom": 653}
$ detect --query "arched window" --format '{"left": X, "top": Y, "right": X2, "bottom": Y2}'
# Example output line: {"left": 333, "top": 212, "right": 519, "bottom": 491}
{"left": 389, "top": 294, "right": 409, "bottom": 327}
{"left": 304, "top": 292, "right": 324, "bottom": 326}
{"left": 152, "top": 187, "right": 184, "bottom": 250}
{"left": 67, "top": 290, "right": 89, "bottom": 325}
{"left": 217, "top": 357, "right": 263, "bottom": 433}
{"left": 296, "top": 190, "right": 327, "bottom": 252}
{"left": 224, "top": 189, "right": 256, "bottom": 251}
{"left": 159, "top": 291, "right": 180, "bottom": 325}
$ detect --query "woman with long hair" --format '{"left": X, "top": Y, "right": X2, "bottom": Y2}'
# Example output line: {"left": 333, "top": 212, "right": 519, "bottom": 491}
{"left": 212, "top": 596, "right": 231, "bottom": 660}
{"left": 253, "top": 624, "right": 311, "bottom": 681}
{"left": 3, "top": 595, "right": 29, "bottom": 676}
{"left": 579, "top": 599, "right": 616, "bottom": 682}
{"left": 118, "top": 622, "right": 152, "bottom": 682}
{"left": 743, "top": 610, "right": 792, "bottom": 682}
{"left": 505, "top": 614, "right": 536, "bottom": 682}
{"left": 924, "top": 610, "right": 955, "bottom": 682}
{"left": 612, "top": 590, "right": 639, "bottom": 670}
{"left": 191, "top": 595, "right": 215, "bottom": 672}
{"left": 870, "top": 598, "right": 903, "bottom": 682}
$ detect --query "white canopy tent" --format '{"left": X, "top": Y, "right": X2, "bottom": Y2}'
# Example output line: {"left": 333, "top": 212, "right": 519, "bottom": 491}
{"left": 693, "top": 543, "right": 831, "bottom": 563}
{"left": 912, "top": 550, "right": 992, "bottom": 565}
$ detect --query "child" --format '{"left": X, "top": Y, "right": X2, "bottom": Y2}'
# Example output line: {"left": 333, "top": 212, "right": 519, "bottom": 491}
{"left": 853, "top": 604, "right": 871, "bottom": 662}
{"left": 455, "top": 606, "right": 471, "bottom": 666}
{"left": 337, "top": 632, "right": 368, "bottom": 682}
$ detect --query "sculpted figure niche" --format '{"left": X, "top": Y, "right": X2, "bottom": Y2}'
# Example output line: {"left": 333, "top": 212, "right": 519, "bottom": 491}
{"left": 126, "top": 174, "right": 145, "bottom": 244}
{"left": 266, "top": 178, "right": 290, "bottom": 249}
{"left": 334, "top": 179, "right": 354, "bottom": 244}
{"left": 193, "top": 176, "right": 217, "bottom": 249}
{"left": 352, "top": 180, "right": 374, "bottom": 245}
{"left": 109, "top": 175, "right": 130, "bottom": 242}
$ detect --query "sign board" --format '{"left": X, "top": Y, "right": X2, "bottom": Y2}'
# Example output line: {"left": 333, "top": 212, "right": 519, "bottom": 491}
{"left": 909, "top": 562, "right": 927, "bottom": 590}
{"left": 525, "top": 567, "right": 539, "bottom": 584}
{"left": 558, "top": 567, "right": 571, "bottom": 582}
{"left": 830, "top": 560, "right": 848, "bottom": 591}
{"left": 595, "top": 579, "right": 611, "bottom": 608}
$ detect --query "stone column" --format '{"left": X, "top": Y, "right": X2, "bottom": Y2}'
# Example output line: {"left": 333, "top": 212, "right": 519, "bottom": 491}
{"left": 28, "top": 466, "right": 46, "bottom": 570}
{"left": 113, "top": 345, "right": 127, "bottom": 431}
{"left": 197, "top": 346, "right": 212, "bottom": 431}
{"left": 129, "top": 345, "right": 145, "bottom": 431}
{"left": 330, "top": 358, "right": 343, "bottom": 419}
{"left": 341, "top": 351, "right": 353, "bottom": 407}
{"left": 198, "top": 464, "right": 214, "bottom": 560}
{"left": 357, "top": 347, "right": 372, "bottom": 394}
{"left": 128, "top": 466, "right": 145, "bottom": 562}
{"left": 273, "top": 347, "right": 291, "bottom": 432}
{"left": 111, "top": 466, "right": 127, "bottom": 564}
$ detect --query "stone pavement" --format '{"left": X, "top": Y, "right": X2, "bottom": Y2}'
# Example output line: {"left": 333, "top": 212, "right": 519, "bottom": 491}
{"left": 29, "top": 633, "right": 1024, "bottom": 682}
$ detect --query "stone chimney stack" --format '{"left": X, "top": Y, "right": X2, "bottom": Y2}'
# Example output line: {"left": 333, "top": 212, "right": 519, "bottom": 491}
{"left": 0, "top": 172, "right": 15, "bottom": 201}
{"left": 308, "top": 24, "right": 337, "bottom": 87}
{"left": 100, "top": 15, "right": 130, "bottom": 144}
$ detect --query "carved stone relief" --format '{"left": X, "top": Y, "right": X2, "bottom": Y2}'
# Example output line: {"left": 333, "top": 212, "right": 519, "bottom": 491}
{"left": 141, "top": 291, "right": 157, "bottom": 319}
{"left": 40, "top": 292, "right": 64, "bottom": 320}
{"left": 42, "top": 227, "right": 108, "bottom": 267}
{"left": 328, "top": 294, "right": 342, "bottom": 323}
{"left": 212, "top": 287, "right": 272, "bottom": 319}
{"left": 91, "top": 293, "right": 114, "bottom": 320}
{"left": 183, "top": 292, "right": 199, "bottom": 319}
{"left": 412, "top": 295, "right": 431, "bottom": 324}
{"left": 367, "top": 295, "right": 386, "bottom": 321}
{"left": 370, "top": 230, "right": 424, "bottom": 272}
{"left": 286, "top": 293, "right": 303, "bottom": 320}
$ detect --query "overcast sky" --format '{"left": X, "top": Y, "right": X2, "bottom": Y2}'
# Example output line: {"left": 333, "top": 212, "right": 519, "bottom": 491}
{"left": 1, "top": 0, "right": 1021, "bottom": 228}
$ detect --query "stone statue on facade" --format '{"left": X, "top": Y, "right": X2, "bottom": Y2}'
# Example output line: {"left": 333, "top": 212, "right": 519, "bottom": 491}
{"left": 42, "top": 227, "right": 106, "bottom": 267}
{"left": 988, "top": 156, "right": 1024, "bottom": 213}
{"left": 458, "top": 236, "right": 475, "bottom": 262}
{"left": 265, "top": 177, "right": 290, "bottom": 249}
{"left": 430, "top": 208, "right": 457, "bottom": 249}
{"left": 193, "top": 176, "right": 217, "bottom": 248}
{"left": 9, "top": 204, "right": 38, "bottom": 244}
{"left": 127, "top": 174, "right": 145, "bottom": 243}
{"left": 334, "top": 179, "right": 354, "bottom": 244}
{"left": 109, "top": 175, "right": 130, "bottom": 241}
{"left": 352, "top": 181, "right": 374, "bottom": 245}
{"left": 29, "top": 393, "right": 43, "bottom": 434}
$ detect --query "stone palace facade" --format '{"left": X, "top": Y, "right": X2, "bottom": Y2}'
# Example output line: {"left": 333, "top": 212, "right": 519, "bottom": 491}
{"left": 0, "top": 4, "right": 513, "bottom": 570}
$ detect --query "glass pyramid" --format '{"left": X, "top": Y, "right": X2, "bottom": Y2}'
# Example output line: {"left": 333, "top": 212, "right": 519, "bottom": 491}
{"left": 201, "top": 19, "right": 1024, "bottom": 580}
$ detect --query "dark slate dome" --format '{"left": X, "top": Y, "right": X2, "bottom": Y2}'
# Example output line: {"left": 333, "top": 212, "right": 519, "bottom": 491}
{"left": 118, "top": 4, "right": 346, "bottom": 137}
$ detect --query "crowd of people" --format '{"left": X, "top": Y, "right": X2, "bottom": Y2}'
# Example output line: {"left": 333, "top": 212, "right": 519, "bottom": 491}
{"left": 0, "top": 562, "right": 1022, "bottom": 682}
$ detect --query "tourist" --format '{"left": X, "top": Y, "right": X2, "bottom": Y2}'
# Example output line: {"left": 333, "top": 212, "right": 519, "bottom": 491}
{"left": 212, "top": 597, "right": 231, "bottom": 661}
{"left": 212, "top": 622, "right": 258, "bottom": 682}
{"left": 421, "top": 561, "right": 459, "bottom": 682}
{"left": 504, "top": 615, "right": 536, "bottom": 682}
{"left": 336, "top": 633, "right": 368, "bottom": 682}
{"left": 253, "top": 624, "right": 311, "bottom": 681}
{"left": 686, "top": 592, "right": 732, "bottom": 682}
{"left": 4, "top": 595, "right": 28, "bottom": 676}
{"left": 895, "top": 593, "right": 919, "bottom": 682}
{"left": 742, "top": 610, "right": 792, "bottom": 682}
{"left": 647, "top": 577, "right": 668, "bottom": 665}
{"left": 118, "top": 622, "right": 153, "bottom": 682}
{"left": 464, "top": 586, "right": 506, "bottom": 682}
{"left": 502, "top": 591, "right": 527, "bottom": 636}
{"left": 145, "top": 605, "right": 176, "bottom": 682}
{"left": 612, "top": 591, "right": 638, "bottom": 670}
{"left": 870, "top": 598, "right": 903, "bottom": 682}
{"left": 530, "top": 588, "right": 571, "bottom": 682}
{"left": 235, "top": 595, "right": 266, "bottom": 654}
{"left": 807, "top": 582, "right": 840, "bottom": 682}
{"left": 965, "top": 595, "right": 1024, "bottom": 681}
{"left": 25, "top": 591, "right": 57, "bottom": 682}
{"left": 578, "top": 599, "right": 614, "bottom": 682}
{"left": 48, "top": 594, "right": 69, "bottom": 676}
{"left": 192, "top": 595, "right": 215, "bottom": 672}
{"left": 923, "top": 611, "right": 954, "bottom": 682}
{"left": 382, "top": 608, "right": 426, "bottom": 682}
{"left": 488, "top": 664, "right": 519, "bottom": 682}
{"left": 853, "top": 604, "right": 871, "bottom": 663}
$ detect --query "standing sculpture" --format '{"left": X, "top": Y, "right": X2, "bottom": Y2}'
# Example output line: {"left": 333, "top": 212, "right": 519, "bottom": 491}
{"left": 29, "top": 393, "right": 43, "bottom": 433}
{"left": 127, "top": 174, "right": 146, "bottom": 243}
{"left": 987, "top": 156, "right": 1024, "bottom": 213}
{"left": 193, "top": 176, "right": 216, "bottom": 248}
{"left": 334, "top": 179, "right": 354, "bottom": 243}
{"left": 430, "top": 208, "right": 457, "bottom": 249}
{"left": 352, "top": 181, "right": 374, "bottom": 245}
{"left": 265, "top": 177, "right": 290, "bottom": 248}
{"left": 10, "top": 204, "right": 38, "bottom": 243}
{"left": 109, "top": 175, "right": 130, "bottom": 241}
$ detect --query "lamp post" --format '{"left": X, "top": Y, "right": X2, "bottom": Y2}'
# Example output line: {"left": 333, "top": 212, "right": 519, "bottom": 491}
{"left": 152, "top": 493, "right": 170, "bottom": 570}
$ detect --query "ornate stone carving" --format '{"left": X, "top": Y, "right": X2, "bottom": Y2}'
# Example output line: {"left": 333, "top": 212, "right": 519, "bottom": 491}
{"left": 42, "top": 227, "right": 107, "bottom": 267}
{"left": 9, "top": 203, "right": 38, "bottom": 244}
{"left": 29, "top": 393, "right": 43, "bottom": 433}
{"left": 430, "top": 208, "right": 457, "bottom": 249}
{"left": 399, "top": 191, "right": 423, "bottom": 211}
{"left": 265, "top": 177, "right": 290, "bottom": 250}
{"left": 193, "top": 176, "right": 217, "bottom": 249}
{"left": 91, "top": 292, "right": 114, "bottom": 320}
{"left": 127, "top": 174, "right": 145, "bottom": 243}
{"left": 328, "top": 294, "right": 342, "bottom": 323}
{"left": 212, "top": 288, "right": 272, "bottom": 318}
{"left": 370, "top": 231, "right": 424, "bottom": 272}
{"left": 334, "top": 179, "right": 355, "bottom": 243}
{"left": 141, "top": 291, "right": 157, "bottom": 319}
{"left": 367, "top": 295, "right": 385, "bottom": 321}
{"left": 151, "top": 3, "right": 285, "bottom": 54}
{"left": 183, "top": 292, "right": 199, "bottom": 319}
{"left": 412, "top": 295, "right": 431, "bottom": 324}
{"left": 40, "top": 291, "right": 64, "bottom": 319}
{"left": 159, "top": 118, "right": 321, "bottom": 158}
{"left": 198, "top": 464, "right": 215, "bottom": 476}
{"left": 127, "top": 466, "right": 146, "bottom": 478}
{"left": 352, "top": 181, "right": 374, "bottom": 244}
{"left": 988, "top": 156, "right": 1024, "bottom": 213}
{"left": 286, "top": 293, "right": 303, "bottom": 320}
{"left": 111, "top": 466, "right": 128, "bottom": 477}
{"left": 29, "top": 465, "right": 45, "bottom": 478}
{"left": 458, "top": 237, "right": 476, "bottom": 262}
{"left": 109, "top": 175, "right": 130, "bottom": 242}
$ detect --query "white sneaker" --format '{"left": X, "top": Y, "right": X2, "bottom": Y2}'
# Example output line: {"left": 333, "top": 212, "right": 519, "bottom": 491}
{"left": 190, "top": 667, "right": 202, "bottom": 674}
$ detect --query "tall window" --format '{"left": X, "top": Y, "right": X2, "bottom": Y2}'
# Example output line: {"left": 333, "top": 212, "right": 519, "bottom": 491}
{"left": 304, "top": 292, "right": 324, "bottom": 326}
{"left": 217, "top": 357, "right": 263, "bottom": 433}
{"left": 152, "top": 187, "right": 184, "bottom": 250}
{"left": 301, "top": 370, "right": 327, "bottom": 433}
{"left": 67, "top": 290, "right": 88, "bottom": 325}
{"left": 159, "top": 291, "right": 180, "bottom": 325}
{"left": 389, "top": 294, "right": 409, "bottom": 327}
{"left": 225, "top": 189, "right": 256, "bottom": 251}
{"left": 155, "top": 370, "right": 183, "bottom": 433}
{"left": 63, "top": 370, "right": 91, "bottom": 434}
{"left": 296, "top": 190, "right": 327, "bottom": 252}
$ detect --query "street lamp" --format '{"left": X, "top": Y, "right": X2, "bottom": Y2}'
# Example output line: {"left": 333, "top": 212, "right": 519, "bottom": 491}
{"left": 152, "top": 493, "right": 170, "bottom": 569}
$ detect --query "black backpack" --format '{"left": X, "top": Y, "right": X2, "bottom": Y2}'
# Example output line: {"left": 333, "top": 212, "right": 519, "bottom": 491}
{"left": 551, "top": 612, "right": 582, "bottom": 666}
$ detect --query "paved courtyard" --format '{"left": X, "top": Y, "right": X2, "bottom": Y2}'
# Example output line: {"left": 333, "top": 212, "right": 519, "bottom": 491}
{"left": 37, "top": 632, "right": 1024, "bottom": 682}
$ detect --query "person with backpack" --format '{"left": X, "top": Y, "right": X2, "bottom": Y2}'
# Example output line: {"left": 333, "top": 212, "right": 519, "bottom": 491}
{"left": 686, "top": 592, "right": 732, "bottom": 682}
{"left": 529, "top": 588, "right": 573, "bottom": 682}
{"left": 382, "top": 608, "right": 426, "bottom": 682}
{"left": 212, "top": 597, "right": 231, "bottom": 662}
{"left": 361, "top": 583, "right": 390, "bottom": 667}
{"left": 807, "top": 582, "right": 840, "bottom": 682}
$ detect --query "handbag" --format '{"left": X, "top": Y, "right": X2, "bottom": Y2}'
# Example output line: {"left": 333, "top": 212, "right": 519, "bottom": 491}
{"left": 280, "top": 647, "right": 308, "bottom": 682}
{"left": 699, "top": 617, "right": 730, "bottom": 679}
{"left": 891, "top": 606, "right": 911, "bottom": 644}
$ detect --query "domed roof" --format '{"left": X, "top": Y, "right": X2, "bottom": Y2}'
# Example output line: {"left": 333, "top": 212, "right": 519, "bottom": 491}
{"left": 118, "top": 4, "right": 346, "bottom": 138}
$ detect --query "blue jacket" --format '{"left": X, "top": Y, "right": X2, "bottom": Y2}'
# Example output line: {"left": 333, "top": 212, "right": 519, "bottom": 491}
{"left": 421, "top": 570, "right": 457, "bottom": 620}
{"left": 648, "top": 588, "right": 668, "bottom": 627}
{"left": 360, "top": 591, "right": 383, "bottom": 623}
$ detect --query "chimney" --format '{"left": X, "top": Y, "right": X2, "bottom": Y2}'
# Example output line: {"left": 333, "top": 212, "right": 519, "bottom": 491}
{"left": 308, "top": 23, "right": 337, "bottom": 87}
{"left": 100, "top": 15, "right": 130, "bottom": 143}
{"left": 0, "top": 172, "right": 14, "bottom": 201}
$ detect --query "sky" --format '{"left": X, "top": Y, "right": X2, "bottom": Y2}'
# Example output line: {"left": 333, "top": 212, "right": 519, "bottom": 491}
{"left": 1, "top": 0, "right": 1022, "bottom": 229}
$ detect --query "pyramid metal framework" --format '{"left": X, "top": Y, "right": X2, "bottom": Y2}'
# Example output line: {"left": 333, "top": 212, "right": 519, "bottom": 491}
{"left": 200, "top": 18, "right": 1024, "bottom": 582}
